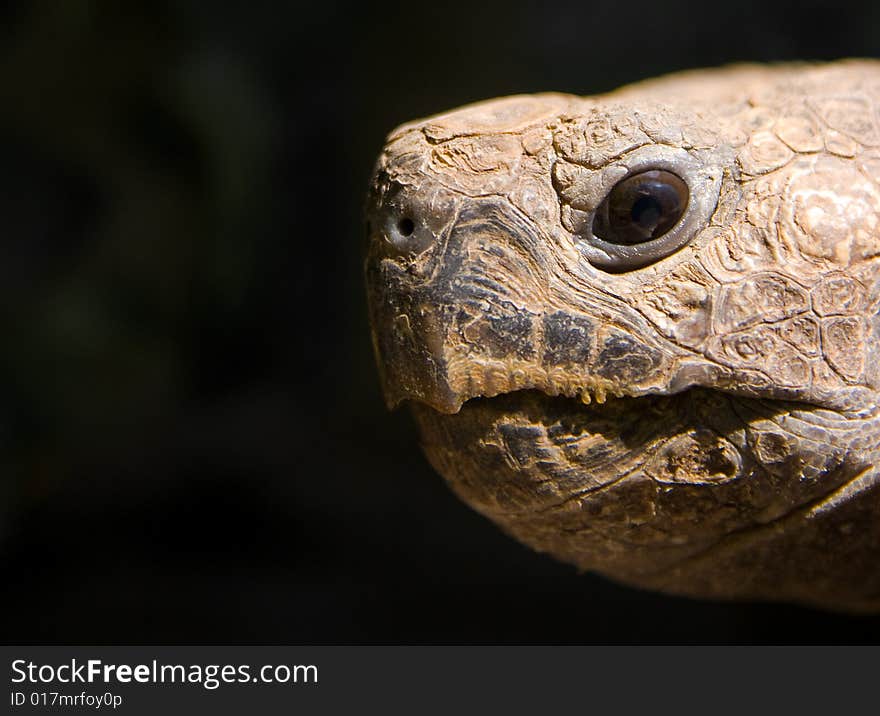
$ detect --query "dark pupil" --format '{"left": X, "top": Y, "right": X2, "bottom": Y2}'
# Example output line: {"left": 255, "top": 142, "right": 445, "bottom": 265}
{"left": 631, "top": 196, "right": 662, "bottom": 231}
{"left": 592, "top": 170, "right": 689, "bottom": 246}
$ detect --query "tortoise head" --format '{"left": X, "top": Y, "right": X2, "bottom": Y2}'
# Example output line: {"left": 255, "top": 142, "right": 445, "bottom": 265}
{"left": 364, "top": 63, "right": 880, "bottom": 611}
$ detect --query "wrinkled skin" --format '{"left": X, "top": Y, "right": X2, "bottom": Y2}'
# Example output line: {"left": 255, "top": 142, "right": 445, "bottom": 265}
{"left": 364, "top": 61, "right": 880, "bottom": 612}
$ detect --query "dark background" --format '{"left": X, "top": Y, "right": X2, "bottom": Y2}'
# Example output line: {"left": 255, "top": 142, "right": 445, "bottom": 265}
{"left": 2, "top": 0, "right": 879, "bottom": 643}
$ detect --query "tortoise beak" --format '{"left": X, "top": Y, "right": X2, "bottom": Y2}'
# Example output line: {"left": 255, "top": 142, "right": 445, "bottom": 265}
{"left": 365, "top": 197, "right": 553, "bottom": 415}
{"left": 366, "top": 263, "right": 465, "bottom": 414}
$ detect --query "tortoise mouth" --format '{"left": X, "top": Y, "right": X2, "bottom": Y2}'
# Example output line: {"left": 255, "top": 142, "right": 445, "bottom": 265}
{"left": 412, "top": 386, "right": 749, "bottom": 447}
{"left": 455, "top": 385, "right": 670, "bottom": 412}
{"left": 407, "top": 375, "right": 853, "bottom": 421}
{"left": 410, "top": 384, "right": 763, "bottom": 422}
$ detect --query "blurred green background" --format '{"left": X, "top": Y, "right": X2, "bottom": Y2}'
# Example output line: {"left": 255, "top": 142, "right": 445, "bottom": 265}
{"left": 2, "top": 0, "right": 880, "bottom": 642}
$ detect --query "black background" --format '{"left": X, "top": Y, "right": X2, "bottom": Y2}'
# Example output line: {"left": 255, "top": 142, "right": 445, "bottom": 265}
{"left": 2, "top": 0, "right": 879, "bottom": 643}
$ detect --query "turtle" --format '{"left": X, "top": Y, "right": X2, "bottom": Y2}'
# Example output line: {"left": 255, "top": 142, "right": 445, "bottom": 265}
{"left": 364, "top": 60, "right": 880, "bottom": 612}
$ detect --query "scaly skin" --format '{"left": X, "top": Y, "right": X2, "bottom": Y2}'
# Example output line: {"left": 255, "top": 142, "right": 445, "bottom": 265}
{"left": 364, "top": 60, "right": 880, "bottom": 611}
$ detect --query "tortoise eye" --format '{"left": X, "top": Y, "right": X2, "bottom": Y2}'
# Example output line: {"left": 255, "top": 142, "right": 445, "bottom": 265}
{"left": 592, "top": 170, "right": 689, "bottom": 246}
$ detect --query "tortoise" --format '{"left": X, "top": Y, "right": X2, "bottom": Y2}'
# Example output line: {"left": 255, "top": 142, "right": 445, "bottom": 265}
{"left": 364, "top": 60, "right": 880, "bottom": 612}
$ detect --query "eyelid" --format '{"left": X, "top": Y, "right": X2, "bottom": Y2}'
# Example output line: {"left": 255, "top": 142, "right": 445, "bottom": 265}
{"left": 557, "top": 145, "right": 725, "bottom": 271}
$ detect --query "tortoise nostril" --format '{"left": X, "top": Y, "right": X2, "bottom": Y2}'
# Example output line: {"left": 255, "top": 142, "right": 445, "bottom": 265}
{"left": 379, "top": 211, "right": 430, "bottom": 255}
{"left": 370, "top": 181, "right": 453, "bottom": 256}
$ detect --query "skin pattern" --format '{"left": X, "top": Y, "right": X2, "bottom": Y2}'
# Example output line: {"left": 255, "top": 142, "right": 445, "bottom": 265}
{"left": 364, "top": 60, "right": 880, "bottom": 612}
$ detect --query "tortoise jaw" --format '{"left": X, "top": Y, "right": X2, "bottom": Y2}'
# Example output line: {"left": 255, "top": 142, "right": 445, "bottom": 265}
{"left": 391, "top": 363, "right": 661, "bottom": 416}
{"left": 371, "top": 314, "right": 629, "bottom": 415}
{"left": 392, "top": 359, "right": 864, "bottom": 418}
{"left": 377, "top": 345, "right": 638, "bottom": 414}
